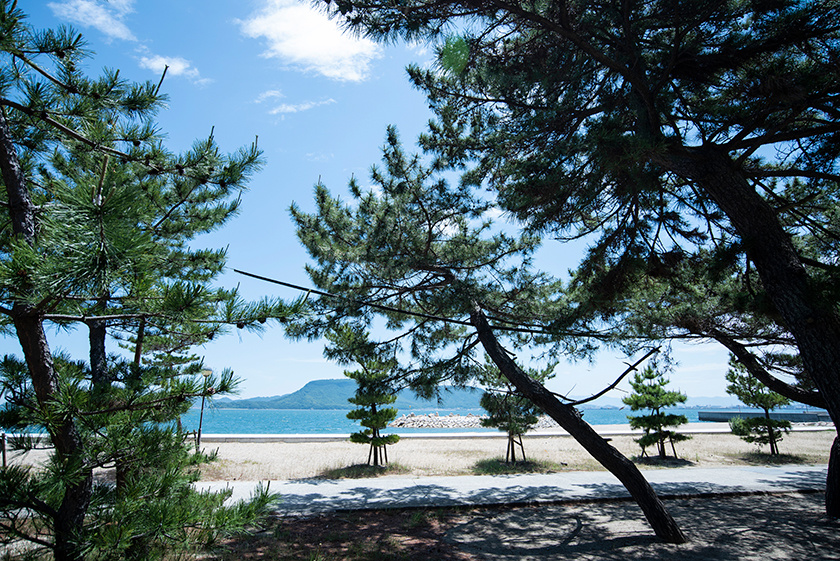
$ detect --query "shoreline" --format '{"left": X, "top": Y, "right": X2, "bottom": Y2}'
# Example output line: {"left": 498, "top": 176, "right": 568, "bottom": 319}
{"left": 197, "top": 421, "right": 835, "bottom": 443}
{"left": 5, "top": 421, "right": 834, "bottom": 445}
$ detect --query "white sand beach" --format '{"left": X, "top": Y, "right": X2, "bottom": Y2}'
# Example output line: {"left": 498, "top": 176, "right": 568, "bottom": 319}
{"left": 196, "top": 425, "right": 836, "bottom": 481}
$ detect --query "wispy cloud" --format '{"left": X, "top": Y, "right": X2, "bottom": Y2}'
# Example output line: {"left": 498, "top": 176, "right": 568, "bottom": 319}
{"left": 268, "top": 98, "right": 336, "bottom": 115}
{"left": 305, "top": 152, "right": 335, "bottom": 162}
{"left": 255, "top": 90, "right": 285, "bottom": 103}
{"left": 237, "top": 0, "right": 382, "bottom": 82}
{"left": 48, "top": 0, "right": 136, "bottom": 41}
{"left": 138, "top": 53, "right": 210, "bottom": 85}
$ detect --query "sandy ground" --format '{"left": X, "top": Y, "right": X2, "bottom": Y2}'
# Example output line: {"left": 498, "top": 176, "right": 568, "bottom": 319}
{"left": 5, "top": 428, "right": 839, "bottom": 560}
{"left": 196, "top": 429, "right": 835, "bottom": 481}
{"left": 6, "top": 426, "right": 834, "bottom": 481}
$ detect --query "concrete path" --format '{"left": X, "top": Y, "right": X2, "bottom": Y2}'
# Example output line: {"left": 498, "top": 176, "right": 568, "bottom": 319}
{"left": 199, "top": 464, "right": 827, "bottom": 516}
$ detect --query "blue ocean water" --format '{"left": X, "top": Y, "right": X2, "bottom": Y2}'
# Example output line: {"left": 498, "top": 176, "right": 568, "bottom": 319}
{"left": 182, "top": 406, "right": 715, "bottom": 435}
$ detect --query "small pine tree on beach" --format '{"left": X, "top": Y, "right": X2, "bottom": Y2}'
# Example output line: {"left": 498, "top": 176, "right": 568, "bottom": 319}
{"left": 726, "top": 356, "right": 791, "bottom": 455}
{"left": 345, "top": 359, "right": 401, "bottom": 467}
{"left": 478, "top": 358, "right": 549, "bottom": 463}
{"left": 623, "top": 366, "right": 691, "bottom": 459}
{"left": 326, "top": 326, "right": 401, "bottom": 467}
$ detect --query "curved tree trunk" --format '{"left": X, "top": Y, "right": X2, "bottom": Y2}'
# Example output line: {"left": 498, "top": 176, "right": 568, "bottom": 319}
{"left": 663, "top": 146, "right": 840, "bottom": 516}
{"left": 471, "top": 307, "right": 687, "bottom": 543}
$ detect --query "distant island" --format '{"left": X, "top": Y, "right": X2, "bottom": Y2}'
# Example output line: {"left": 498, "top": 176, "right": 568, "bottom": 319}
{"left": 213, "top": 378, "right": 825, "bottom": 411}
{"left": 212, "top": 379, "right": 483, "bottom": 410}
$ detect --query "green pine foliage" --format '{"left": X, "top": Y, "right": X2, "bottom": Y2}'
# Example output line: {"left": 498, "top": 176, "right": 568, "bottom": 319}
{"left": 320, "top": 0, "right": 840, "bottom": 515}
{"left": 288, "top": 126, "right": 563, "bottom": 399}
{"left": 326, "top": 327, "right": 400, "bottom": 467}
{"left": 478, "top": 357, "right": 550, "bottom": 463}
{"left": 346, "top": 384, "right": 401, "bottom": 467}
{"left": 0, "top": 4, "right": 300, "bottom": 559}
{"left": 344, "top": 363, "right": 401, "bottom": 468}
{"left": 623, "top": 366, "right": 690, "bottom": 459}
{"left": 726, "top": 356, "right": 792, "bottom": 455}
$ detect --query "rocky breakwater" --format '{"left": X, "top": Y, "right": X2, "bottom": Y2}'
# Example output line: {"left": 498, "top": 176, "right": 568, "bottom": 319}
{"left": 389, "top": 412, "right": 486, "bottom": 429}
{"left": 389, "top": 412, "right": 562, "bottom": 429}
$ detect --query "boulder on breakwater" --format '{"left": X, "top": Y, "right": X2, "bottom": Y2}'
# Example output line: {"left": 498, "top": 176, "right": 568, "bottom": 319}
{"left": 388, "top": 412, "right": 562, "bottom": 429}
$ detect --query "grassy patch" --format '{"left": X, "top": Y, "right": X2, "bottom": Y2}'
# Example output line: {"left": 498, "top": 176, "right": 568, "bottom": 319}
{"left": 203, "top": 508, "right": 465, "bottom": 561}
{"left": 737, "top": 452, "right": 810, "bottom": 465}
{"left": 317, "top": 463, "right": 410, "bottom": 480}
{"left": 471, "top": 458, "right": 564, "bottom": 475}
{"left": 405, "top": 509, "right": 446, "bottom": 529}
{"left": 632, "top": 456, "right": 695, "bottom": 468}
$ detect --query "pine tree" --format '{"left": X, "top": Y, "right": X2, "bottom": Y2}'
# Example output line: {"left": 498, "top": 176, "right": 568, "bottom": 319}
{"left": 0, "top": 4, "right": 299, "bottom": 558}
{"left": 325, "top": 326, "right": 400, "bottom": 467}
{"left": 726, "top": 356, "right": 792, "bottom": 456}
{"left": 623, "top": 366, "right": 691, "bottom": 459}
{"left": 478, "top": 358, "right": 548, "bottom": 463}
{"left": 289, "top": 128, "right": 686, "bottom": 543}
{"left": 346, "top": 365, "right": 401, "bottom": 467}
{"left": 321, "top": 0, "right": 840, "bottom": 516}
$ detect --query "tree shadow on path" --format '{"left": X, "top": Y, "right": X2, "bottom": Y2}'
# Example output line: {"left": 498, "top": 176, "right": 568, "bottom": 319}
{"left": 445, "top": 493, "right": 839, "bottom": 561}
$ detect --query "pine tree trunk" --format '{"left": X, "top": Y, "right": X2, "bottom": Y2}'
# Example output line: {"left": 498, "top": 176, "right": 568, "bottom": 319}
{"left": 662, "top": 146, "right": 840, "bottom": 514}
{"left": 471, "top": 307, "right": 687, "bottom": 543}
{"left": 763, "top": 408, "right": 777, "bottom": 456}
{"left": 827, "top": 436, "right": 840, "bottom": 518}
{"left": 89, "top": 317, "right": 109, "bottom": 389}
{"left": 1, "top": 109, "right": 92, "bottom": 561}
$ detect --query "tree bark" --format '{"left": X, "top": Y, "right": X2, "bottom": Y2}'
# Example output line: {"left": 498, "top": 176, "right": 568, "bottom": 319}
{"left": 1, "top": 109, "right": 91, "bottom": 561}
{"left": 471, "top": 307, "right": 687, "bottom": 544}
{"left": 828, "top": 436, "right": 840, "bottom": 519}
{"left": 705, "top": 326, "right": 826, "bottom": 409}
{"left": 676, "top": 317, "right": 826, "bottom": 408}
{"left": 662, "top": 146, "right": 840, "bottom": 516}
{"left": 89, "top": 318, "right": 108, "bottom": 388}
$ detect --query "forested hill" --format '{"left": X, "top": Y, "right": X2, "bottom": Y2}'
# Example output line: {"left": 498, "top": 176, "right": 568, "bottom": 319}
{"left": 213, "top": 379, "right": 483, "bottom": 410}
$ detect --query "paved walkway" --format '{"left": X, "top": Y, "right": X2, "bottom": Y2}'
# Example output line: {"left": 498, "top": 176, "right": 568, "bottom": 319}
{"left": 199, "top": 464, "right": 827, "bottom": 516}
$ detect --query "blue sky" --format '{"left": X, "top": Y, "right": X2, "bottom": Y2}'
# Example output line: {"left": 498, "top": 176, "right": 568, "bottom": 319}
{"left": 13, "top": 0, "right": 732, "bottom": 400}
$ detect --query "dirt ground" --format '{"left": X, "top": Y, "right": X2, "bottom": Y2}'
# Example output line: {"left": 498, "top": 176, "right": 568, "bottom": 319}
{"left": 207, "top": 492, "right": 839, "bottom": 560}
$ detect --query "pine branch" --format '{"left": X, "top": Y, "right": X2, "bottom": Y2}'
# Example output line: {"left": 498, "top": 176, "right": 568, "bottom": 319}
{"left": 235, "top": 268, "right": 606, "bottom": 338}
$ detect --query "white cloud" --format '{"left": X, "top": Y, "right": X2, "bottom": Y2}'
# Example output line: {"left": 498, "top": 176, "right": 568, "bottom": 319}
{"left": 48, "top": 0, "right": 136, "bottom": 41}
{"left": 305, "top": 152, "right": 334, "bottom": 162}
{"left": 484, "top": 207, "right": 506, "bottom": 221}
{"left": 138, "top": 54, "right": 209, "bottom": 84}
{"left": 237, "top": 0, "right": 382, "bottom": 82}
{"left": 269, "top": 98, "right": 336, "bottom": 115}
{"left": 255, "top": 90, "right": 285, "bottom": 103}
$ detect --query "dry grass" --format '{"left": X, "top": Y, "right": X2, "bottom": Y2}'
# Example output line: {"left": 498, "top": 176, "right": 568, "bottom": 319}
{"left": 8, "top": 428, "right": 834, "bottom": 482}
{"left": 196, "top": 429, "right": 835, "bottom": 481}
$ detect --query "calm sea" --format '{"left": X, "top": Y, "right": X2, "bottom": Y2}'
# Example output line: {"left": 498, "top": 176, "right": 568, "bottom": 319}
{"left": 182, "top": 407, "right": 716, "bottom": 435}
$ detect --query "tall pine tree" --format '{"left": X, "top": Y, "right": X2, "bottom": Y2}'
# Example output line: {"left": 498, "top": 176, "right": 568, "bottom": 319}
{"left": 321, "top": 0, "right": 840, "bottom": 516}
{"left": 289, "top": 128, "right": 686, "bottom": 543}
{"left": 0, "top": 4, "right": 300, "bottom": 559}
